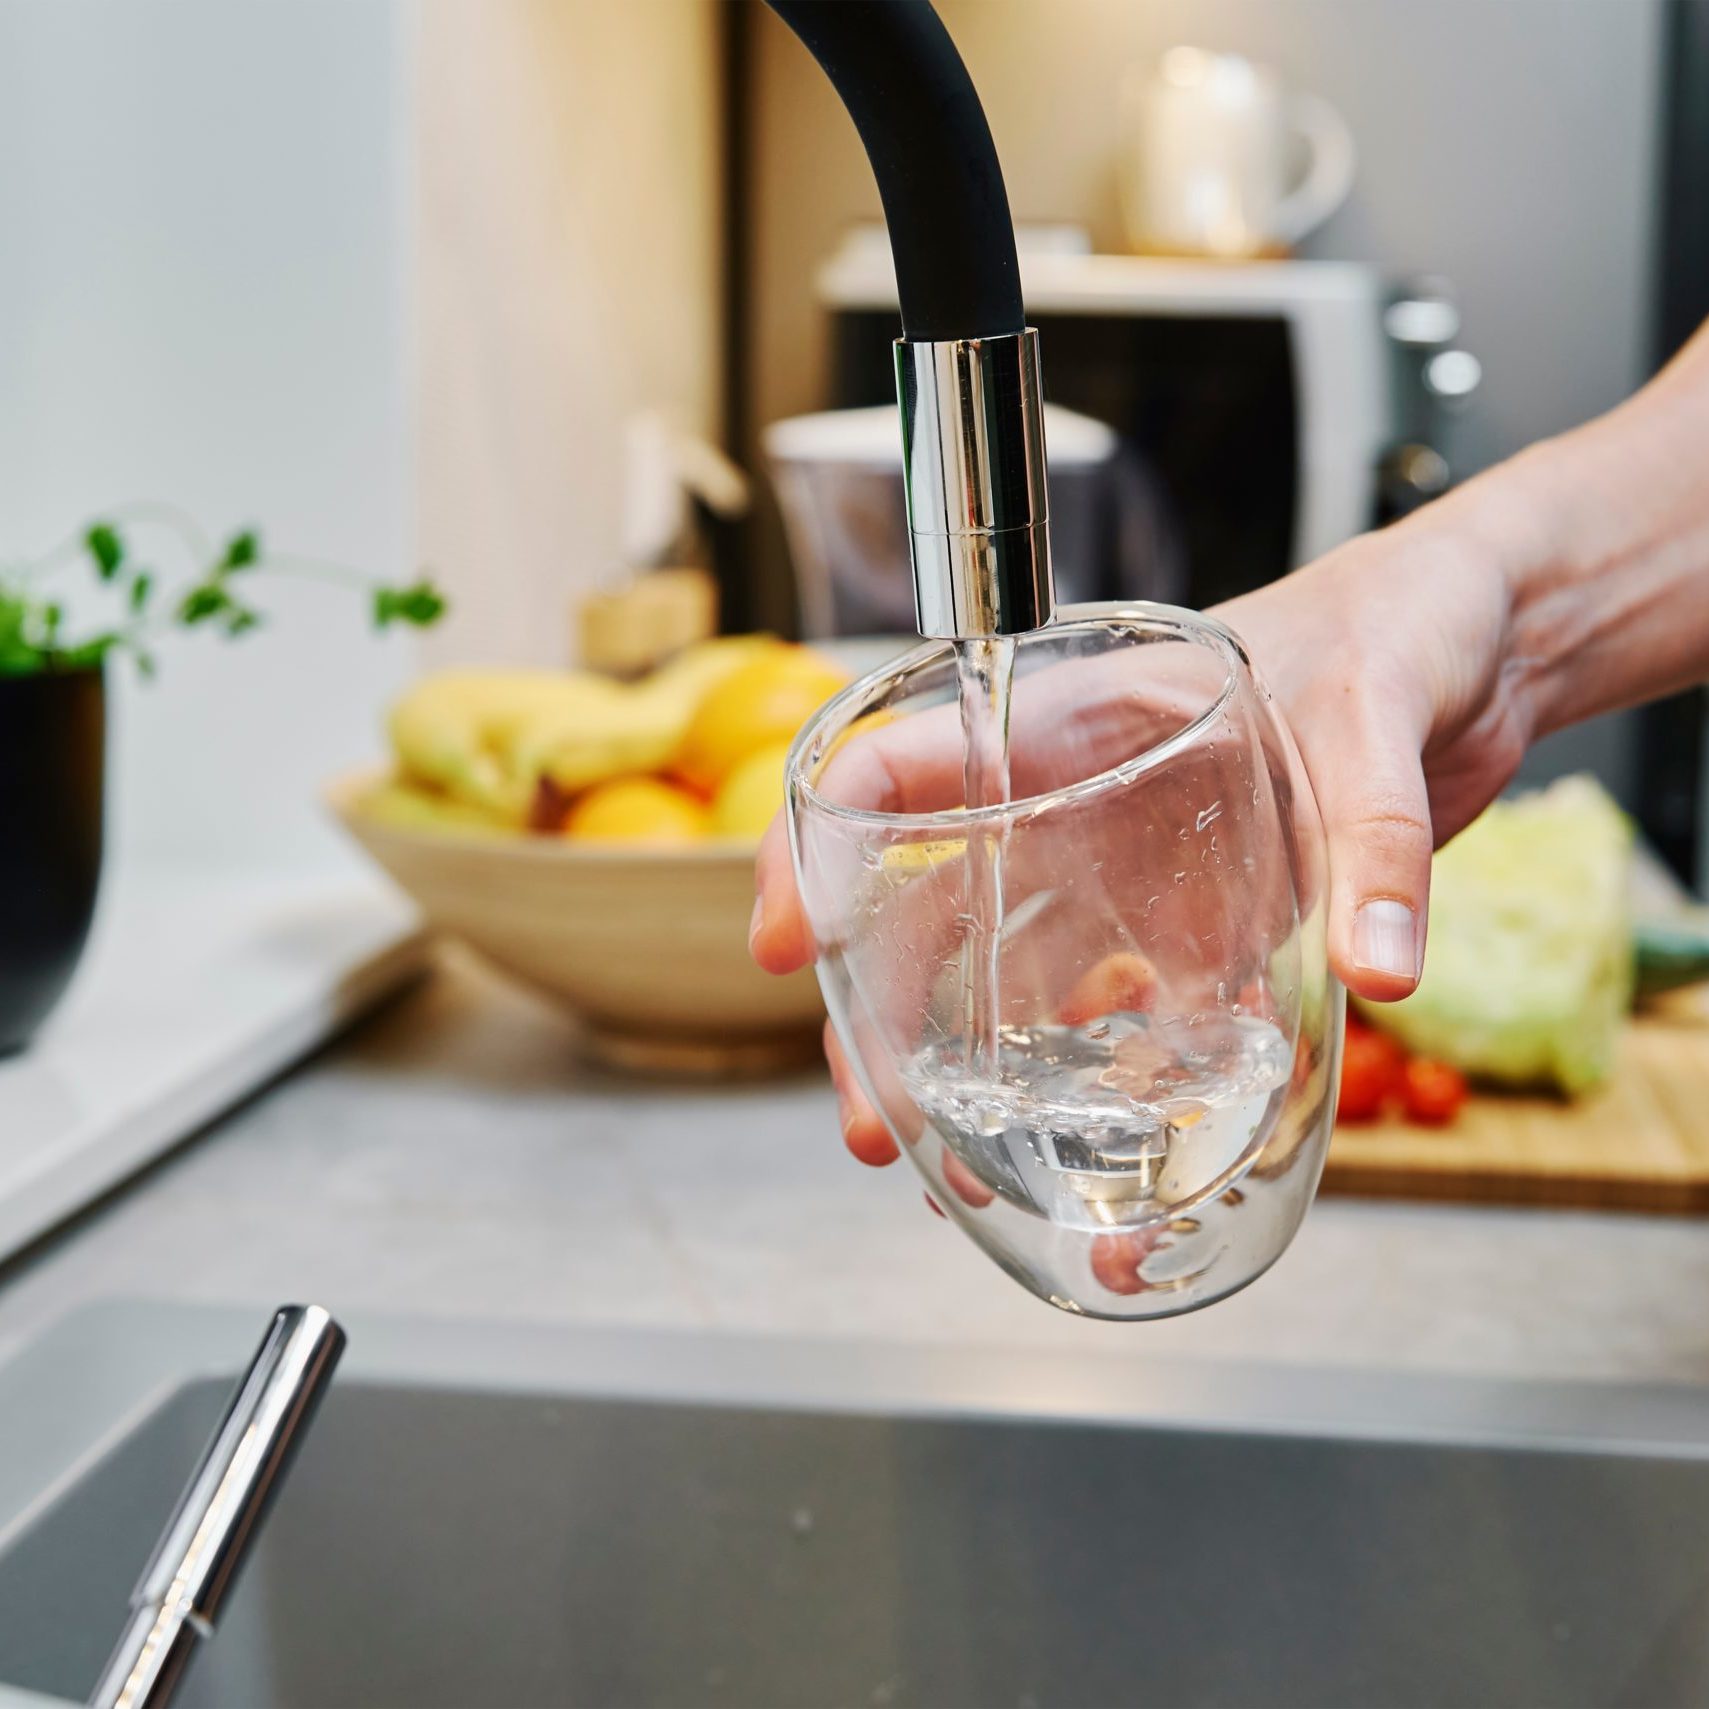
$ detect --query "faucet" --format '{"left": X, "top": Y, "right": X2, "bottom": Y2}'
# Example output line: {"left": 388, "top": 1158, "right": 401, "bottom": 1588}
{"left": 89, "top": 1306, "right": 346, "bottom": 1709}
{"left": 768, "top": 0, "right": 1054, "bottom": 640}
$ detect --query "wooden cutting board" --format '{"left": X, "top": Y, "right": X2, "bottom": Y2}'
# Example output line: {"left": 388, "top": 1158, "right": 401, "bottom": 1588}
{"left": 1321, "top": 996, "right": 1709, "bottom": 1213}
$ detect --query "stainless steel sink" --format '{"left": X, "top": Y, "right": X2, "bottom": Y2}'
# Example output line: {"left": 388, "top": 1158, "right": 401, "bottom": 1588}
{"left": 2, "top": 1303, "right": 1708, "bottom": 1708}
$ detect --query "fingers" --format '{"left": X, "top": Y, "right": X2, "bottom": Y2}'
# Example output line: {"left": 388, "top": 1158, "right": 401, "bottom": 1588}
{"left": 1090, "top": 1229, "right": 1161, "bottom": 1296}
{"left": 750, "top": 811, "right": 813, "bottom": 974}
{"left": 822, "top": 1013, "right": 997, "bottom": 1208}
{"left": 1296, "top": 695, "right": 1434, "bottom": 1002}
{"left": 754, "top": 654, "right": 1176, "bottom": 980}
{"left": 822, "top": 1020, "right": 899, "bottom": 1166}
{"left": 941, "top": 1150, "right": 996, "bottom": 1209}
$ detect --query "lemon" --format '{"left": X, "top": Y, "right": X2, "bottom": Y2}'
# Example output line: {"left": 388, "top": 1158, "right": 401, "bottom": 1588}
{"left": 565, "top": 777, "right": 709, "bottom": 847}
{"left": 711, "top": 740, "right": 794, "bottom": 840}
{"left": 880, "top": 837, "right": 967, "bottom": 874}
{"left": 672, "top": 645, "right": 847, "bottom": 795}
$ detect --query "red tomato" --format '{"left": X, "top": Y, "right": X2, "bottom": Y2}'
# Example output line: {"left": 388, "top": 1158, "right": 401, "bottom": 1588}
{"left": 1337, "top": 1027, "right": 1406, "bottom": 1122}
{"left": 1401, "top": 1058, "right": 1468, "bottom": 1125}
{"left": 1057, "top": 952, "right": 1160, "bottom": 1027}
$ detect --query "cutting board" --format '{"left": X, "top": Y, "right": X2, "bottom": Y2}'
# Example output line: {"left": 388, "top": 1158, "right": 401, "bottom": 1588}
{"left": 1321, "top": 996, "right": 1709, "bottom": 1213}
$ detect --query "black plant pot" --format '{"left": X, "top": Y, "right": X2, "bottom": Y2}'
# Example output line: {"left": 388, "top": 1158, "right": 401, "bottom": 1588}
{"left": 0, "top": 666, "right": 104, "bottom": 1054}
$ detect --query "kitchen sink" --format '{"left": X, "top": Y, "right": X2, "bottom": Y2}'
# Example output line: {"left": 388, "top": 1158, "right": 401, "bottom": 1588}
{"left": 1, "top": 1305, "right": 1708, "bottom": 1709}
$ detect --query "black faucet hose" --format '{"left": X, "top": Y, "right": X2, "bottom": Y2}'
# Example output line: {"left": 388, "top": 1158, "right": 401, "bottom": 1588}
{"left": 765, "top": 0, "right": 1025, "bottom": 342}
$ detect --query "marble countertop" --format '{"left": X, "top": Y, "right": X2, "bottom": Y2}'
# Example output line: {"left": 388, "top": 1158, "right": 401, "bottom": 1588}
{"left": 1, "top": 948, "right": 1706, "bottom": 1388}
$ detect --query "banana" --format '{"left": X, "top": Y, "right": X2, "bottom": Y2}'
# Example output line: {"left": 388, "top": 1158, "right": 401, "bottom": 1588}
{"left": 388, "top": 669, "right": 627, "bottom": 819}
{"left": 358, "top": 778, "right": 513, "bottom": 836}
{"left": 387, "top": 639, "right": 786, "bottom": 819}
{"left": 522, "top": 636, "right": 784, "bottom": 796}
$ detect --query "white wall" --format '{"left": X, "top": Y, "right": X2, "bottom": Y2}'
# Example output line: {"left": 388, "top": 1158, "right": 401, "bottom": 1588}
{"left": 0, "top": 0, "right": 415, "bottom": 870}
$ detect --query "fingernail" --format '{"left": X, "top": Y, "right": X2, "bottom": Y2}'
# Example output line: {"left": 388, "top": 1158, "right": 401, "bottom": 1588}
{"left": 747, "top": 894, "right": 765, "bottom": 955}
{"left": 1351, "top": 899, "right": 1419, "bottom": 981}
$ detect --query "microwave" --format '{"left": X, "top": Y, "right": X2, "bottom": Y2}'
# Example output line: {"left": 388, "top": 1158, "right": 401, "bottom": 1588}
{"left": 817, "top": 232, "right": 1394, "bottom": 607}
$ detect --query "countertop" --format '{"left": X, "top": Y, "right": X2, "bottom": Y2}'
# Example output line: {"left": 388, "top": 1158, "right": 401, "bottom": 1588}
{"left": 1, "top": 948, "right": 1707, "bottom": 1387}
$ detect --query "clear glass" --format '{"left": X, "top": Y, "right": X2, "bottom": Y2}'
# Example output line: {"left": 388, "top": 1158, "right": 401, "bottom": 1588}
{"left": 787, "top": 605, "right": 1342, "bottom": 1319}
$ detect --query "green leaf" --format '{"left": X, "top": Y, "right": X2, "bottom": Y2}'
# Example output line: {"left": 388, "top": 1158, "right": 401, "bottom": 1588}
{"left": 86, "top": 523, "right": 124, "bottom": 581}
{"left": 56, "top": 633, "right": 121, "bottom": 669}
{"left": 224, "top": 606, "right": 261, "bottom": 637}
{"left": 42, "top": 602, "right": 62, "bottom": 645}
{"left": 128, "top": 571, "right": 153, "bottom": 613}
{"left": 178, "top": 582, "right": 231, "bottom": 626}
{"left": 373, "top": 579, "right": 447, "bottom": 629}
{"left": 0, "top": 594, "right": 37, "bottom": 673}
{"left": 222, "top": 530, "right": 260, "bottom": 571}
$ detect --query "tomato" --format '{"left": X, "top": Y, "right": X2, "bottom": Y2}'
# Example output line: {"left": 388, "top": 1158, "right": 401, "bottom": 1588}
{"left": 1337, "top": 1027, "right": 1406, "bottom": 1122}
{"left": 1401, "top": 1058, "right": 1469, "bottom": 1125}
{"left": 1057, "top": 952, "right": 1160, "bottom": 1027}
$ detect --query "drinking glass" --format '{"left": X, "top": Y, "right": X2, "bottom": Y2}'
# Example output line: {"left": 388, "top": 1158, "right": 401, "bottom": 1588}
{"left": 787, "top": 605, "right": 1340, "bottom": 1319}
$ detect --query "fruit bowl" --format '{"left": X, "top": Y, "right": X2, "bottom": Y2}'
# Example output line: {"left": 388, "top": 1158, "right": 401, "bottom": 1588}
{"left": 327, "top": 770, "right": 825, "bottom": 1076}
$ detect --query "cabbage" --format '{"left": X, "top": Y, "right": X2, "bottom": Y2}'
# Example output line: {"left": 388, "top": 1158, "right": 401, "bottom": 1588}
{"left": 1356, "top": 776, "right": 1632, "bottom": 1094}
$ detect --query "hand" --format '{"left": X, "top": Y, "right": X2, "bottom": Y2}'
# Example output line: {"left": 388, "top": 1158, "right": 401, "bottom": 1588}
{"left": 755, "top": 317, "right": 1709, "bottom": 1166}
{"left": 753, "top": 506, "right": 1524, "bottom": 1166}
{"left": 1215, "top": 513, "right": 1525, "bottom": 996}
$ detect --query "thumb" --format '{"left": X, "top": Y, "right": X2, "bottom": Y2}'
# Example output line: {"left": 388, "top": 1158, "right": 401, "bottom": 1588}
{"left": 1299, "top": 699, "right": 1434, "bottom": 1003}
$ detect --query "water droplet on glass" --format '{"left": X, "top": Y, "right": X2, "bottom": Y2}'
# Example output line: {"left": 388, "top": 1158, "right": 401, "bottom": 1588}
{"left": 1086, "top": 1019, "right": 1111, "bottom": 1040}
{"left": 1195, "top": 800, "right": 1224, "bottom": 832}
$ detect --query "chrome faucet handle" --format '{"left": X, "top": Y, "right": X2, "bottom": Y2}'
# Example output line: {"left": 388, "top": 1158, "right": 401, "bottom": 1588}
{"left": 89, "top": 1304, "right": 346, "bottom": 1709}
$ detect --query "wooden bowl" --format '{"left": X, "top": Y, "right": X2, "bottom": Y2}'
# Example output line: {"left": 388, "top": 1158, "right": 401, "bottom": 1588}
{"left": 327, "top": 771, "right": 824, "bottom": 1076}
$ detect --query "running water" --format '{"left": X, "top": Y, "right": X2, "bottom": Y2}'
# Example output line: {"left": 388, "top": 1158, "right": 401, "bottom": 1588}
{"left": 955, "top": 635, "right": 1015, "bottom": 1078}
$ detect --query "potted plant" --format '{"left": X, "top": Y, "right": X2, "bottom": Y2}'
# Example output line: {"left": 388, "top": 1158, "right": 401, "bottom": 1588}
{"left": 0, "top": 511, "right": 443, "bottom": 1054}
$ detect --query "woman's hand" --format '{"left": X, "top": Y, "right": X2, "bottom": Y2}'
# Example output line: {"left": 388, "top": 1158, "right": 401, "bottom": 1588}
{"left": 1213, "top": 513, "right": 1527, "bottom": 997}
{"left": 752, "top": 510, "right": 1522, "bottom": 1164}
{"left": 753, "top": 318, "right": 1709, "bottom": 1166}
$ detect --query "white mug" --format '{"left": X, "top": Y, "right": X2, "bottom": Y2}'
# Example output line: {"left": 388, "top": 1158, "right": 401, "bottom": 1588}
{"left": 1122, "top": 47, "right": 1354, "bottom": 258}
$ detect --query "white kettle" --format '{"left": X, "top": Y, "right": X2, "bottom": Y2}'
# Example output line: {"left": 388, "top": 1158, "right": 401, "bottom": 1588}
{"left": 1122, "top": 47, "right": 1355, "bottom": 259}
